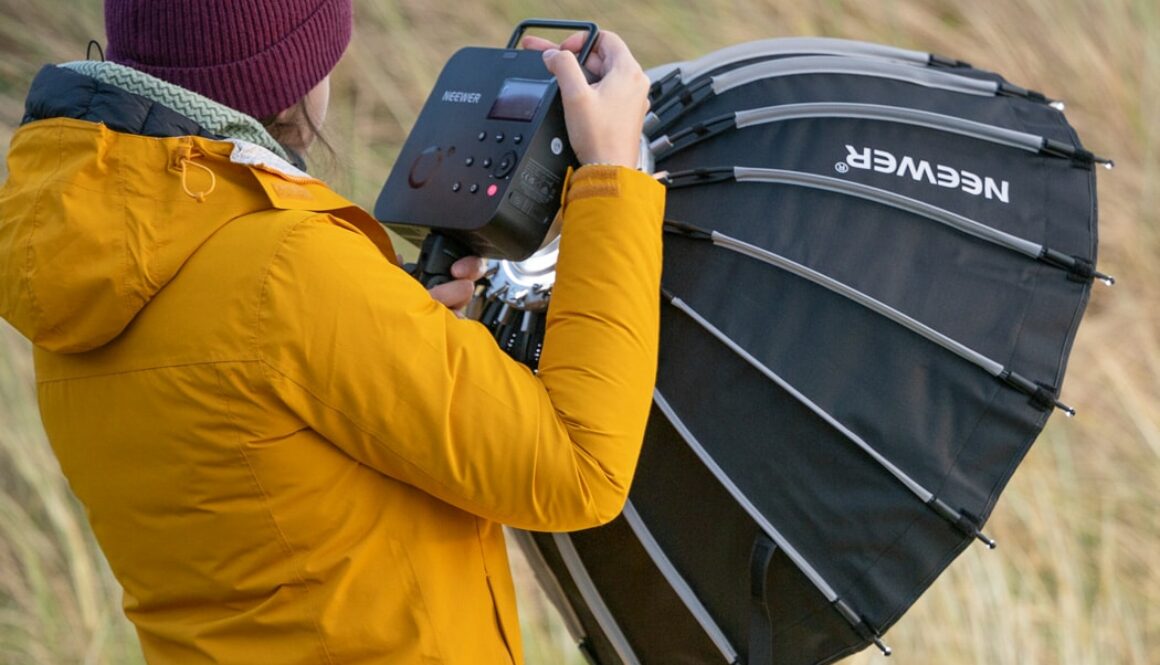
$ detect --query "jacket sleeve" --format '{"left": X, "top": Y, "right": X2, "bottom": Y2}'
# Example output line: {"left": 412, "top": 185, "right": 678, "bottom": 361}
{"left": 259, "top": 166, "right": 664, "bottom": 531}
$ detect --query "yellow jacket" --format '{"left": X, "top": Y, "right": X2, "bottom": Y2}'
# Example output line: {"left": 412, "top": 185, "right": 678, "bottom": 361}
{"left": 0, "top": 114, "right": 663, "bottom": 663}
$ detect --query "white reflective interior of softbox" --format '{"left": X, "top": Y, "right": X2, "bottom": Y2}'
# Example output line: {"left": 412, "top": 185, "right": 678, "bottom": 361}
{"left": 481, "top": 134, "right": 657, "bottom": 312}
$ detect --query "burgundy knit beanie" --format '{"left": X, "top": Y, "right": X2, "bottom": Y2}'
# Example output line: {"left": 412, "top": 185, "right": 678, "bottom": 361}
{"left": 105, "top": 0, "right": 352, "bottom": 120}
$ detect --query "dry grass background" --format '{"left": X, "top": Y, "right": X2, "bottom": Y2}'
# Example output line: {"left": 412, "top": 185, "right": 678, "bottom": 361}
{"left": 1, "top": 0, "right": 1156, "bottom": 663}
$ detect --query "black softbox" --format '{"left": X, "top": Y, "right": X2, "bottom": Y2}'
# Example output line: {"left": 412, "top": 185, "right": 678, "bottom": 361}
{"left": 479, "top": 37, "right": 1112, "bottom": 665}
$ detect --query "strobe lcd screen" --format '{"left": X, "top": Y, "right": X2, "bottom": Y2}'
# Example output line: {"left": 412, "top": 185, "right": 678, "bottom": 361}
{"left": 488, "top": 78, "right": 550, "bottom": 122}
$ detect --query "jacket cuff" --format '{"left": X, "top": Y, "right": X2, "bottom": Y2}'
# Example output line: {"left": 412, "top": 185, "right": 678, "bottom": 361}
{"left": 563, "top": 165, "right": 665, "bottom": 205}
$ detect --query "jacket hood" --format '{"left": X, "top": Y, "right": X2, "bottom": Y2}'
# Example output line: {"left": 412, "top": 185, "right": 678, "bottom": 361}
{"left": 0, "top": 66, "right": 395, "bottom": 353}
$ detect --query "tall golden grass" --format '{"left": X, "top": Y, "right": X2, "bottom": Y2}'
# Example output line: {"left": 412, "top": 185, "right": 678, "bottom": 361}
{"left": 1, "top": 1, "right": 1156, "bottom": 663}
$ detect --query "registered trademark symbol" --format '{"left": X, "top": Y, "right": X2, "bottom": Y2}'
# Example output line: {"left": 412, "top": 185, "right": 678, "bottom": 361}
{"left": 834, "top": 161, "right": 850, "bottom": 174}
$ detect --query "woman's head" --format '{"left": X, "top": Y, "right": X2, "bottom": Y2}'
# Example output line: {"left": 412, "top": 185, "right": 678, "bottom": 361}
{"left": 104, "top": 0, "right": 351, "bottom": 129}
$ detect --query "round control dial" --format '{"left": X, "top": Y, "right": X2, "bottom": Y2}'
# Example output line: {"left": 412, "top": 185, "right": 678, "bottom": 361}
{"left": 493, "top": 150, "right": 519, "bottom": 179}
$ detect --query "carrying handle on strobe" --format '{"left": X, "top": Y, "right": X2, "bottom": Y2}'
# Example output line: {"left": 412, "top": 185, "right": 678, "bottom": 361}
{"left": 507, "top": 19, "right": 600, "bottom": 66}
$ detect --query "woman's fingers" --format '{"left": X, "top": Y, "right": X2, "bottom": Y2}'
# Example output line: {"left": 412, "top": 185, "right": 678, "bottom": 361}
{"left": 427, "top": 279, "right": 476, "bottom": 312}
{"left": 588, "top": 31, "right": 633, "bottom": 75}
{"left": 521, "top": 35, "right": 558, "bottom": 51}
{"left": 543, "top": 48, "right": 589, "bottom": 101}
{"left": 423, "top": 256, "right": 486, "bottom": 312}
{"left": 450, "top": 255, "right": 487, "bottom": 281}
{"left": 522, "top": 32, "right": 604, "bottom": 75}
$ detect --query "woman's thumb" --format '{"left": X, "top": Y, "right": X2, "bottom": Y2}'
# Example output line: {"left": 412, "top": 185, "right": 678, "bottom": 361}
{"left": 543, "top": 48, "right": 587, "bottom": 100}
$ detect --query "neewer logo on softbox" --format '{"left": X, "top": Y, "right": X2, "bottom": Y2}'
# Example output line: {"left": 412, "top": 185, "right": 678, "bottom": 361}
{"left": 838, "top": 145, "right": 1010, "bottom": 203}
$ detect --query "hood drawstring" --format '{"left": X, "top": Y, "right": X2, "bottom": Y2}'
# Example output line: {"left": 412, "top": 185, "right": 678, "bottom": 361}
{"left": 174, "top": 142, "right": 217, "bottom": 203}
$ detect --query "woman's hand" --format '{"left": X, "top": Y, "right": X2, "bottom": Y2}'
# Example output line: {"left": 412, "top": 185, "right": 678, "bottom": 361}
{"left": 523, "top": 30, "right": 650, "bottom": 169}
{"left": 427, "top": 31, "right": 647, "bottom": 309}
{"left": 427, "top": 256, "right": 487, "bottom": 313}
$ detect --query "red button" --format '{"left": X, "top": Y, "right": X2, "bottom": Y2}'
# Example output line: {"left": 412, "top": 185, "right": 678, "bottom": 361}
{"left": 487, "top": 183, "right": 499, "bottom": 197}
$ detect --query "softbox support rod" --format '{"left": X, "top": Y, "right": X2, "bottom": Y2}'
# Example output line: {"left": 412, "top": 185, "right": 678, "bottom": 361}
{"left": 652, "top": 390, "right": 888, "bottom": 654}
{"left": 663, "top": 167, "right": 1111, "bottom": 285}
{"left": 701, "top": 227, "right": 1076, "bottom": 415}
{"left": 647, "top": 54, "right": 1022, "bottom": 135}
{"left": 622, "top": 501, "right": 739, "bottom": 663}
{"left": 661, "top": 286, "right": 1001, "bottom": 539}
{"left": 552, "top": 533, "right": 642, "bottom": 665}
{"left": 651, "top": 102, "right": 1106, "bottom": 165}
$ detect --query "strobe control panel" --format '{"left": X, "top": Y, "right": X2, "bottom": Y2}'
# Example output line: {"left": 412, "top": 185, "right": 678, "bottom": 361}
{"left": 375, "top": 21, "right": 598, "bottom": 260}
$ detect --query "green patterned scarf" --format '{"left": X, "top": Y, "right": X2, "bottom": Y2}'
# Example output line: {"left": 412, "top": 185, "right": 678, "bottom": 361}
{"left": 60, "top": 60, "right": 290, "bottom": 161}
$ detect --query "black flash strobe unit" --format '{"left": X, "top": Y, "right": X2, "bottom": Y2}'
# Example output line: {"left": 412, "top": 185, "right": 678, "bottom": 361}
{"left": 374, "top": 20, "right": 598, "bottom": 278}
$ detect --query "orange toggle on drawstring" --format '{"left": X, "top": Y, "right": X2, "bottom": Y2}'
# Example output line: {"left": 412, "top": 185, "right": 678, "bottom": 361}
{"left": 174, "top": 143, "right": 217, "bottom": 202}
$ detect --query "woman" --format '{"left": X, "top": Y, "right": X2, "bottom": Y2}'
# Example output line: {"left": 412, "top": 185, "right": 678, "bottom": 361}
{"left": 0, "top": 1, "right": 663, "bottom": 663}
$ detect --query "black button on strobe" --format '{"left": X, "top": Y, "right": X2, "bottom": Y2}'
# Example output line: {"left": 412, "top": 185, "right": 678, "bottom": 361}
{"left": 451, "top": 182, "right": 461, "bottom": 192}
{"left": 477, "top": 131, "right": 486, "bottom": 141}
{"left": 513, "top": 134, "right": 523, "bottom": 144}
{"left": 465, "top": 157, "right": 474, "bottom": 166}
{"left": 495, "top": 132, "right": 505, "bottom": 143}
{"left": 482, "top": 157, "right": 492, "bottom": 168}
{"left": 469, "top": 183, "right": 479, "bottom": 194}
{"left": 493, "top": 150, "right": 518, "bottom": 179}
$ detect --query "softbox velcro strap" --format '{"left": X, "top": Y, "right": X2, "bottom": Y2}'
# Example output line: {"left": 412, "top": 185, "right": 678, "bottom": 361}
{"left": 748, "top": 534, "right": 778, "bottom": 664}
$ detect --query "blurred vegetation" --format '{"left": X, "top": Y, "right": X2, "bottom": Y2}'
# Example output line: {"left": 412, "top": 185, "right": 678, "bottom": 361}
{"left": 1, "top": 0, "right": 1157, "bottom": 663}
